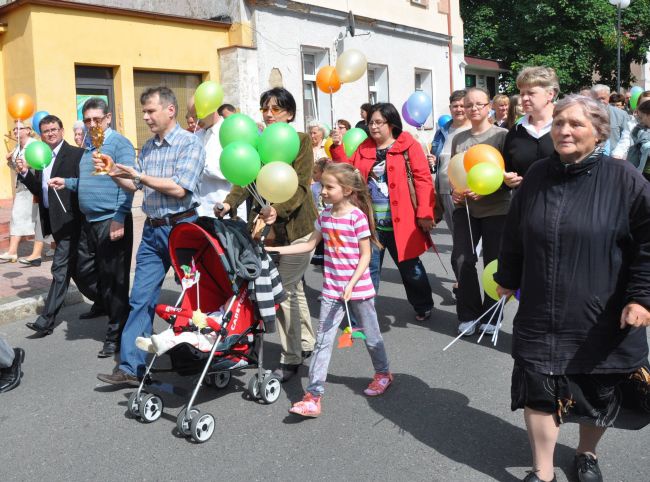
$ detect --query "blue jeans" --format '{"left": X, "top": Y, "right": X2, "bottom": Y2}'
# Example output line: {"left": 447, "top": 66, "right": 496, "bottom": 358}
{"left": 369, "top": 229, "right": 433, "bottom": 315}
{"left": 119, "top": 218, "right": 195, "bottom": 377}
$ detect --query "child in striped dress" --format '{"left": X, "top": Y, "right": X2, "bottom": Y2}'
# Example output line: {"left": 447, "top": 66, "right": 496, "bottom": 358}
{"left": 268, "top": 163, "right": 392, "bottom": 417}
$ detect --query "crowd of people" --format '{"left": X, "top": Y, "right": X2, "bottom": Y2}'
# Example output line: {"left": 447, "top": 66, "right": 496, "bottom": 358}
{"left": 1, "top": 66, "right": 649, "bottom": 482}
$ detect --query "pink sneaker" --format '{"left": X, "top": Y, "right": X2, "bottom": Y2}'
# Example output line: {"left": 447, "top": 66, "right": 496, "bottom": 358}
{"left": 288, "top": 392, "right": 321, "bottom": 417}
{"left": 364, "top": 372, "right": 393, "bottom": 396}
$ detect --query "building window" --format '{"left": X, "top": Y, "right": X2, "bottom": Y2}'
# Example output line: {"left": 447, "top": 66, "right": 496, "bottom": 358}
{"left": 75, "top": 65, "right": 116, "bottom": 128}
{"left": 133, "top": 70, "right": 201, "bottom": 147}
{"left": 465, "top": 74, "right": 477, "bottom": 88}
{"left": 411, "top": 0, "right": 430, "bottom": 7}
{"left": 486, "top": 76, "right": 496, "bottom": 98}
{"left": 301, "top": 47, "right": 332, "bottom": 129}
{"left": 367, "top": 64, "right": 389, "bottom": 104}
{"left": 414, "top": 68, "right": 434, "bottom": 123}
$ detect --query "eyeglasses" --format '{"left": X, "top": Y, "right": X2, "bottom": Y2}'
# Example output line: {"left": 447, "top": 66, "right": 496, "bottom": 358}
{"left": 41, "top": 128, "right": 61, "bottom": 135}
{"left": 368, "top": 120, "right": 387, "bottom": 127}
{"left": 83, "top": 115, "right": 107, "bottom": 125}
{"left": 464, "top": 103, "right": 489, "bottom": 110}
{"left": 259, "top": 105, "right": 285, "bottom": 114}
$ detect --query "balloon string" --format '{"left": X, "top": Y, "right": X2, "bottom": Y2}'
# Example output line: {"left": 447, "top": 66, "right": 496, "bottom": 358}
{"left": 246, "top": 184, "right": 267, "bottom": 208}
{"left": 465, "top": 198, "right": 475, "bottom": 255}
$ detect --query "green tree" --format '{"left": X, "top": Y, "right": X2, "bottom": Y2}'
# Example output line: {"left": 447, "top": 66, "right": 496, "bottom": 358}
{"left": 461, "top": 0, "right": 650, "bottom": 94}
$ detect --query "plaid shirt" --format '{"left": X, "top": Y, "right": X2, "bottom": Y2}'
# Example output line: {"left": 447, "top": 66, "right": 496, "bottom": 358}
{"left": 137, "top": 123, "right": 205, "bottom": 219}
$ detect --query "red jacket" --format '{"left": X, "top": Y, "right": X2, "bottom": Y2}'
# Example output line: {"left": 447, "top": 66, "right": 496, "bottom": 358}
{"left": 331, "top": 131, "right": 435, "bottom": 262}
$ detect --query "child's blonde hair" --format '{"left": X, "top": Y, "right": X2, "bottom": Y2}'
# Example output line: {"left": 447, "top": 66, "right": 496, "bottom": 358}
{"left": 322, "top": 163, "right": 380, "bottom": 247}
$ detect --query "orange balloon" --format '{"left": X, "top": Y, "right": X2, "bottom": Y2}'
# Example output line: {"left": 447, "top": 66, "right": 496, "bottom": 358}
{"left": 463, "top": 144, "right": 504, "bottom": 173}
{"left": 316, "top": 66, "right": 341, "bottom": 94}
{"left": 7, "top": 93, "right": 35, "bottom": 120}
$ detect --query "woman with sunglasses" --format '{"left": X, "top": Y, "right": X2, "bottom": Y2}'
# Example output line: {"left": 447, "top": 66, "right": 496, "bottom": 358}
{"left": 330, "top": 102, "right": 435, "bottom": 322}
{"left": 216, "top": 87, "right": 318, "bottom": 382}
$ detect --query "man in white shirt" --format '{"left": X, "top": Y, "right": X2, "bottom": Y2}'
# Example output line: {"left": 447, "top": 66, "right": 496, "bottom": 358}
{"left": 196, "top": 110, "right": 247, "bottom": 220}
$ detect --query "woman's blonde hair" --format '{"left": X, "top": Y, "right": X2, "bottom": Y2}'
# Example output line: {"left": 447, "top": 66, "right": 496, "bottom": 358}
{"left": 322, "top": 163, "right": 380, "bottom": 247}
{"left": 516, "top": 66, "right": 560, "bottom": 97}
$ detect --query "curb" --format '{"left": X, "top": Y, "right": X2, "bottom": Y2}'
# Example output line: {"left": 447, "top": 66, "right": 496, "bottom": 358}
{"left": 0, "top": 286, "right": 85, "bottom": 327}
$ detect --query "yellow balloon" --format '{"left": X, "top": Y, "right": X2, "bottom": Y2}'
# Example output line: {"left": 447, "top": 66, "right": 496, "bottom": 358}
{"left": 335, "top": 49, "right": 367, "bottom": 83}
{"left": 447, "top": 152, "right": 468, "bottom": 192}
{"left": 256, "top": 162, "right": 299, "bottom": 204}
{"left": 324, "top": 137, "right": 334, "bottom": 158}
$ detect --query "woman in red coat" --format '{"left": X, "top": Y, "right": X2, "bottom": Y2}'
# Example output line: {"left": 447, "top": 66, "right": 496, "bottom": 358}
{"left": 330, "top": 103, "right": 435, "bottom": 320}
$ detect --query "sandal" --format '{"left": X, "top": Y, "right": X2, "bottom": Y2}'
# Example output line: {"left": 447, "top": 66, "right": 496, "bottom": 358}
{"left": 415, "top": 310, "right": 432, "bottom": 321}
{"left": 289, "top": 393, "right": 321, "bottom": 417}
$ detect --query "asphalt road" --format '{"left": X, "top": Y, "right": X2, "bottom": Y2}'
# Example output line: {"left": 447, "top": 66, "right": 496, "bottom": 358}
{"left": 1, "top": 227, "right": 648, "bottom": 481}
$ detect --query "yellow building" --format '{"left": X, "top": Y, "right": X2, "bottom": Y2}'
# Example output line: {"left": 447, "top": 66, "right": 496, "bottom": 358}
{"left": 0, "top": 0, "right": 241, "bottom": 200}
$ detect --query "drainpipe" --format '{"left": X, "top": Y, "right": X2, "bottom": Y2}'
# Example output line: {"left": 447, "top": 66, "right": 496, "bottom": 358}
{"left": 447, "top": 1, "right": 453, "bottom": 94}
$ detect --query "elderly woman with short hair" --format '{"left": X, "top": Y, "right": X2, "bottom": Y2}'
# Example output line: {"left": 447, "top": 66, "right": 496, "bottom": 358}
{"left": 503, "top": 66, "right": 559, "bottom": 189}
{"left": 495, "top": 95, "right": 650, "bottom": 482}
{"left": 307, "top": 120, "right": 329, "bottom": 161}
{"left": 73, "top": 120, "right": 85, "bottom": 148}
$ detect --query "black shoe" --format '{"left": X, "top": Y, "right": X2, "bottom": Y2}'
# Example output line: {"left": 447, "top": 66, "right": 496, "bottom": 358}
{"left": 18, "top": 257, "right": 42, "bottom": 267}
{"left": 574, "top": 453, "right": 602, "bottom": 482}
{"left": 301, "top": 350, "right": 313, "bottom": 361}
{"left": 25, "top": 322, "right": 53, "bottom": 337}
{"left": 79, "top": 304, "right": 106, "bottom": 320}
{"left": 522, "top": 471, "right": 556, "bottom": 482}
{"left": 97, "top": 341, "right": 119, "bottom": 358}
{"left": 0, "top": 348, "right": 25, "bottom": 393}
{"left": 272, "top": 363, "right": 300, "bottom": 383}
{"left": 97, "top": 368, "right": 139, "bottom": 387}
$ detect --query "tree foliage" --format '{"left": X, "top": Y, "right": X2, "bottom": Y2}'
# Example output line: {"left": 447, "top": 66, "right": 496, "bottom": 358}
{"left": 461, "top": 0, "right": 650, "bottom": 94}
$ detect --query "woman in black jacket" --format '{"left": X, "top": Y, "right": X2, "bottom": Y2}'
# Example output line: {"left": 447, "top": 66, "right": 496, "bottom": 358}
{"left": 495, "top": 95, "right": 650, "bottom": 482}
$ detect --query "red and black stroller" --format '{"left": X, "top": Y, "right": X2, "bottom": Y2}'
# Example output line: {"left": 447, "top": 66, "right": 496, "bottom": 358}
{"left": 126, "top": 219, "right": 284, "bottom": 443}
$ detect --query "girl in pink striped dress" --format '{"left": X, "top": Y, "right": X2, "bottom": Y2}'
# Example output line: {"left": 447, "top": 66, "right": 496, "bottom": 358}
{"left": 268, "top": 163, "right": 392, "bottom": 417}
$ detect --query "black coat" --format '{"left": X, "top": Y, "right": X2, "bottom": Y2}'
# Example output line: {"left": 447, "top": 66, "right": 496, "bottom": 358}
{"left": 503, "top": 123, "right": 555, "bottom": 177}
{"left": 495, "top": 152, "right": 650, "bottom": 375}
{"left": 19, "top": 141, "right": 83, "bottom": 241}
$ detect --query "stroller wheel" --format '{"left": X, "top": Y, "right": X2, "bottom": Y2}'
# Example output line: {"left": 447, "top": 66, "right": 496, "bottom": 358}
{"left": 139, "top": 393, "right": 163, "bottom": 423}
{"left": 190, "top": 413, "right": 215, "bottom": 443}
{"left": 213, "top": 371, "right": 231, "bottom": 389}
{"left": 260, "top": 376, "right": 282, "bottom": 404}
{"left": 176, "top": 406, "right": 200, "bottom": 436}
{"left": 247, "top": 374, "right": 261, "bottom": 399}
{"left": 127, "top": 391, "right": 143, "bottom": 418}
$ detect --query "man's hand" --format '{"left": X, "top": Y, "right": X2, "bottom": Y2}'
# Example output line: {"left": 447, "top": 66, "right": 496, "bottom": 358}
{"left": 417, "top": 217, "right": 435, "bottom": 232}
{"left": 331, "top": 128, "right": 342, "bottom": 146}
{"left": 48, "top": 177, "right": 66, "bottom": 190}
{"left": 109, "top": 221, "right": 124, "bottom": 241}
{"left": 109, "top": 162, "right": 139, "bottom": 180}
{"left": 496, "top": 285, "right": 515, "bottom": 300}
{"left": 504, "top": 171, "right": 523, "bottom": 189}
{"left": 466, "top": 190, "right": 483, "bottom": 202}
{"left": 214, "top": 202, "right": 231, "bottom": 218}
{"left": 260, "top": 205, "right": 277, "bottom": 225}
{"left": 620, "top": 302, "right": 650, "bottom": 329}
{"left": 93, "top": 152, "right": 114, "bottom": 173}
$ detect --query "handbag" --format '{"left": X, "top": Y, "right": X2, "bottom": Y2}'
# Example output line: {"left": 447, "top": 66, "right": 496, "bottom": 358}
{"left": 404, "top": 150, "right": 418, "bottom": 210}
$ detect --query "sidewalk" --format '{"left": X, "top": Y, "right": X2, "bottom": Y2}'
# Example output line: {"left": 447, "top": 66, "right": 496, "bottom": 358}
{"left": 0, "top": 191, "right": 147, "bottom": 326}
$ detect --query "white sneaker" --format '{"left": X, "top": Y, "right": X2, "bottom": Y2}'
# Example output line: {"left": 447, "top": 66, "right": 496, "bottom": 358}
{"left": 479, "top": 323, "right": 496, "bottom": 335}
{"left": 458, "top": 321, "right": 476, "bottom": 336}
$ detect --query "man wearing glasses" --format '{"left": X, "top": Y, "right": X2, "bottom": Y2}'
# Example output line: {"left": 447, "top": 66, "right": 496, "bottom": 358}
{"left": 49, "top": 98, "right": 135, "bottom": 358}
{"left": 17, "top": 115, "right": 97, "bottom": 337}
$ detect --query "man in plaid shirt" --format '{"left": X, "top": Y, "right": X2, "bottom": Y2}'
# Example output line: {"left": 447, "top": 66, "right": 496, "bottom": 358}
{"left": 97, "top": 86, "right": 205, "bottom": 386}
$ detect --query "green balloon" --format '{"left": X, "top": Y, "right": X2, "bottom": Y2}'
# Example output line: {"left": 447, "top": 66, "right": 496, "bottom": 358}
{"left": 194, "top": 81, "right": 224, "bottom": 119}
{"left": 219, "top": 113, "right": 259, "bottom": 148}
{"left": 219, "top": 142, "right": 261, "bottom": 186}
{"left": 343, "top": 127, "right": 368, "bottom": 158}
{"left": 257, "top": 123, "right": 300, "bottom": 165}
{"left": 630, "top": 91, "right": 642, "bottom": 110}
{"left": 467, "top": 162, "right": 503, "bottom": 196}
{"left": 482, "top": 259, "right": 499, "bottom": 301}
{"left": 24, "top": 141, "right": 53, "bottom": 170}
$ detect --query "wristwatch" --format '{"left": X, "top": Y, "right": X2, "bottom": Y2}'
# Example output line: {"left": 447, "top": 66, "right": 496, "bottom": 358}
{"left": 133, "top": 174, "right": 143, "bottom": 190}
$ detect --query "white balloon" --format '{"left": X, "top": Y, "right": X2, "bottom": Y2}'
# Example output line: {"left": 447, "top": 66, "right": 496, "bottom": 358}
{"left": 256, "top": 162, "right": 299, "bottom": 204}
{"left": 335, "top": 49, "right": 367, "bottom": 83}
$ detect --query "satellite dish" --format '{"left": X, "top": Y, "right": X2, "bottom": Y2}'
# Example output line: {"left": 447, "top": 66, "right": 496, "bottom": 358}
{"left": 347, "top": 10, "right": 355, "bottom": 37}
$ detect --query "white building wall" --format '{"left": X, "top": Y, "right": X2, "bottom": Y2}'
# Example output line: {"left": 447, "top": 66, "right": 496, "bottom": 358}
{"left": 249, "top": 7, "right": 452, "bottom": 139}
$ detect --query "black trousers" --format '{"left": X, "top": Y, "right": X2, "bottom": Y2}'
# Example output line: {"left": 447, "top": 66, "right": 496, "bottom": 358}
{"left": 35, "top": 228, "right": 98, "bottom": 330}
{"left": 451, "top": 209, "right": 506, "bottom": 322}
{"left": 82, "top": 215, "right": 133, "bottom": 343}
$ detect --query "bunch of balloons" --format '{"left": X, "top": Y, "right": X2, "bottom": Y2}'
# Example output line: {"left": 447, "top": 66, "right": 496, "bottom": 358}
{"left": 630, "top": 86, "right": 645, "bottom": 110}
{"left": 218, "top": 113, "right": 299, "bottom": 203}
{"left": 402, "top": 91, "right": 433, "bottom": 128}
{"left": 447, "top": 144, "right": 504, "bottom": 196}
{"left": 315, "top": 49, "right": 367, "bottom": 94}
